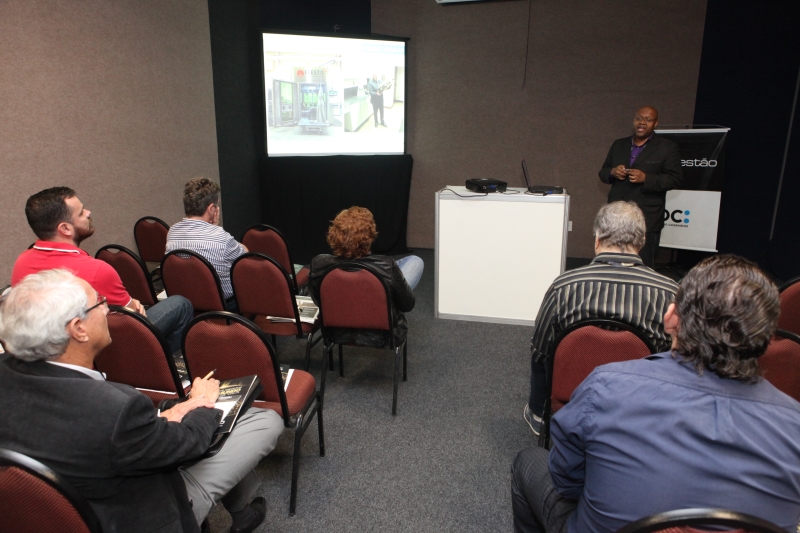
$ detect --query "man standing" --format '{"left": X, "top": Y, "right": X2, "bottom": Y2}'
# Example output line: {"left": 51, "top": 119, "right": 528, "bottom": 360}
{"left": 512, "top": 255, "right": 800, "bottom": 533}
{"left": 523, "top": 202, "right": 678, "bottom": 436}
{"left": 12, "top": 186, "right": 193, "bottom": 354}
{"left": 0, "top": 269, "right": 283, "bottom": 533}
{"left": 367, "top": 74, "right": 387, "bottom": 128}
{"left": 166, "top": 178, "right": 247, "bottom": 311}
{"left": 598, "top": 106, "right": 682, "bottom": 267}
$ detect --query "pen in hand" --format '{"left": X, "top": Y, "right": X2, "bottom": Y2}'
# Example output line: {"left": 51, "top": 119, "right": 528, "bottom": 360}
{"left": 203, "top": 369, "right": 216, "bottom": 380}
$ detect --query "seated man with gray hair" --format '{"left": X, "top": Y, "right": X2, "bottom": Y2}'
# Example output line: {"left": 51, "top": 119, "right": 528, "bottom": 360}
{"left": 524, "top": 201, "right": 679, "bottom": 435}
{"left": 0, "top": 269, "right": 282, "bottom": 533}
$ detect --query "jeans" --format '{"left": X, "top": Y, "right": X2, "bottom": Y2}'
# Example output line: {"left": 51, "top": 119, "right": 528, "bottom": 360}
{"left": 512, "top": 447, "right": 577, "bottom": 533}
{"left": 396, "top": 255, "right": 424, "bottom": 291}
{"left": 146, "top": 295, "right": 194, "bottom": 354}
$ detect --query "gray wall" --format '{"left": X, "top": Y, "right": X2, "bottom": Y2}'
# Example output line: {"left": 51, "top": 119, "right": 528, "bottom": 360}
{"left": 0, "top": 0, "right": 219, "bottom": 283}
{"left": 373, "top": 0, "right": 707, "bottom": 257}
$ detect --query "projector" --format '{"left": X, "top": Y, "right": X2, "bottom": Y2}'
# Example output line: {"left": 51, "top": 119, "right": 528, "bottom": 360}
{"left": 465, "top": 178, "right": 507, "bottom": 193}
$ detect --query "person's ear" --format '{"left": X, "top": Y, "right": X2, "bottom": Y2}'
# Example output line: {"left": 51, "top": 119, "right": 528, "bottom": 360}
{"left": 66, "top": 316, "right": 90, "bottom": 344}
{"left": 57, "top": 221, "right": 74, "bottom": 238}
{"left": 663, "top": 303, "right": 679, "bottom": 337}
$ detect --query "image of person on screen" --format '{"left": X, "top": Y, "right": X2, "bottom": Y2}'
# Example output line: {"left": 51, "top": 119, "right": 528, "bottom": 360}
{"left": 598, "top": 106, "right": 683, "bottom": 268}
{"left": 308, "top": 206, "right": 423, "bottom": 347}
{"left": 368, "top": 74, "right": 387, "bottom": 128}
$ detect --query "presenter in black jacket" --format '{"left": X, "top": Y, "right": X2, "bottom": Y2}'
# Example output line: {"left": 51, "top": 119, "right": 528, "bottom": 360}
{"left": 599, "top": 106, "right": 682, "bottom": 267}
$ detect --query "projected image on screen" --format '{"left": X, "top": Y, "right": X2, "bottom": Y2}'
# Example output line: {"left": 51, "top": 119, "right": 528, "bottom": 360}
{"left": 263, "top": 32, "right": 406, "bottom": 157}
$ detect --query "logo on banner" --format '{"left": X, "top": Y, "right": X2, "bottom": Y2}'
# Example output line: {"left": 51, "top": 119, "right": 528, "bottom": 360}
{"left": 296, "top": 69, "right": 305, "bottom": 77}
{"left": 681, "top": 159, "right": 717, "bottom": 167}
{"left": 664, "top": 209, "right": 690, "bottom": 227}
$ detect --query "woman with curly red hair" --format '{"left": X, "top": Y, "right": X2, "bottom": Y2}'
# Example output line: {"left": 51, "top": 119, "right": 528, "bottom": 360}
{"left": 308, "top": 206, "right": 423, "bottom": 347}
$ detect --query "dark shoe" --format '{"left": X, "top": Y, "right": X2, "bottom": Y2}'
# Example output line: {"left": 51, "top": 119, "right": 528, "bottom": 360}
{"left": 229, "top": 497, "right": 266, "bottom": 533}
{"left": 523, "top": 404, "right": 542, "bottom": 436}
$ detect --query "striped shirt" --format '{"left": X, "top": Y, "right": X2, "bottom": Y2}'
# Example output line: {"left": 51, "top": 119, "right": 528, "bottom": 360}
{"left": 165, "top": 218, "right": 245, "bottom": 300}
{"left": 530, "top": 252, "right": 678, "bottom": 364}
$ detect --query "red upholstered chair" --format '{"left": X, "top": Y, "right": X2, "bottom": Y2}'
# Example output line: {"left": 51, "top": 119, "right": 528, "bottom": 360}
{"left": 133, "top": 216, "right": 169, "bottom": 280}
{"left": 182, "top": 312, "right": 323, "bottom": 517}
{"left": 161, "top": 249, "right": 226, "bottom": 314}
{"left": 231, "top": 253, "right": 322, "bottom": 370}
{"left": 538, "top": 318, "right": 656, "bottom": 448}
{"left": 778, "top": 276, "right": 800, "bottom": 336}
{"left": 759, "top": 329, "right": 800, "bottom": 402}
{"left": 95, "top": 306, "right": 189, "bottom": 407}
{"left": 317, "top": 262, "right": 407, "bottom": 415}
{"left": 95, "top": 244, "right": 158, "bottom": 307}
{"left": 241, "top": 224, "right": 309, "bottom": 294}
{"left": 0, "top": 448, "right": 103, "bottom": 533}
{"left": 613, "top": 508, "right": 785, "bottom": 533}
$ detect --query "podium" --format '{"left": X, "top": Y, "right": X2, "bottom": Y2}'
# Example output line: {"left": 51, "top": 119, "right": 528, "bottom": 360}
{"left": 435, "top": 187, "right": 570, "bottom": 326}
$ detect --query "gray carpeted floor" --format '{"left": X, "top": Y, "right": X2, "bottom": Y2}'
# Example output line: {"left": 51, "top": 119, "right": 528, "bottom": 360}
{"left": 208, "top": 248, "right": 535, "bottom": 532}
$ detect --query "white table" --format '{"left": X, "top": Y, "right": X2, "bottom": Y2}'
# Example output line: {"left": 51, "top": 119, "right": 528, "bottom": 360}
{"left": 435, "top": 186, "right": 570, "bottom": 326}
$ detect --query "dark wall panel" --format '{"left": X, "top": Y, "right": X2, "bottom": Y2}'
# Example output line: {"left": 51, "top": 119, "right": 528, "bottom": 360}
{"left": 693, "top": 0, "right": 800, "bottom": 279}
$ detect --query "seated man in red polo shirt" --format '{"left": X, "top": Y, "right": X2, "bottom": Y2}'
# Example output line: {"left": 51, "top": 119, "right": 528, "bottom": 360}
{"left": 12, "top": 186, "right": 193, "bottom": 354}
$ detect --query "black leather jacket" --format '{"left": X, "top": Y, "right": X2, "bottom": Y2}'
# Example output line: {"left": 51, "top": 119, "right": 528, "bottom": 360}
{"left": 309, "top": 254, "right": 415, "bottom": 347}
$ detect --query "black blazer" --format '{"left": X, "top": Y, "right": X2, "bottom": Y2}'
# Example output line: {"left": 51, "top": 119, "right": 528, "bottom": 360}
{"left": 0, "top": 358, "right": 220, "bottom": 533}
{"left": 598, "top": 134, "right": 683, "bottom": 232}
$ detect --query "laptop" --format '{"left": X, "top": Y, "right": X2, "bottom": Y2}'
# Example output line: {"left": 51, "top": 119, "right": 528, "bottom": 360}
{"left": 522, "top": 160, "right": 564, "bottom": 195}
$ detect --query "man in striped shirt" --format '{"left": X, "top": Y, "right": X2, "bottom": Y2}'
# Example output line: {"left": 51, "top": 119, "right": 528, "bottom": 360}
{"left": 524, "top": 201, "right": 678, "bottom": 435}
{"left": 166, "top": 178, "right": 248, "bottom": 311}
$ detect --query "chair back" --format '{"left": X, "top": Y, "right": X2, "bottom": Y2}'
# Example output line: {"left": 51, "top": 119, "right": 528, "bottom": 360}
{"left": 161, "top": 250, "right": 226, "bottom": 313}
{"left": 133, "top": 216, "right": 169, "bottom": 263}
{"left": 778, "top": 276, "right": 800, "bottom": 335}
{"left": 231, "top": 253, "right": 300, "bottom": 327}
{"left": 0, "top": 448, "right": 103, "bottom": 533}
{"left": 95, "top": 244, "right": 157, "bottom": 306}
{"left": 182, "top": 312, "right": 317, "bottom": 420}
{"left": 319, "top": 263, "right": 392, "bottom": 333}
{"left": 759, "top": 329, "right": 800, "bottom": 402}
{"left": 614, "top": 507, "right": 785, "bottom": 533}
{"left": 551, "top": 319, "right": 656, "bottom": 412}
{"left": 95, "top": 306, "right": 186, "bottom": 406}
{"left": 242, "top": 224, "right": 307, "bottom": 291}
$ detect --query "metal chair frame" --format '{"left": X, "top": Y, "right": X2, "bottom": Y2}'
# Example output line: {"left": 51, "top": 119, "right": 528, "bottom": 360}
{"left": 538, "top": 318, "right": 657, "bottom": 448}
{"left": 95, "top": 244, "right": 158, "bottom": 306}
{"left": 95, "top": 305, "right": 187, "bottom": 404}
{"left": 614, "top": 507, "right": 786, "bottom": 533}
{"left": 241, "top": 224, "right": 306, "bottom": 294}
{"left": 133, "top": 216, "right": 170, "bottom": 280}
{"left": 0, "top": 448, "right": 104, "bottom": 533}
{"left": 317, "top": 262, "right": 408, "bottom": 416}
{"left": 161, "top": 249, "right": 227, "bottom": 313}
{"left": 231, "top": 253, "right": 322, "bottom": 370}
{"left": 182, "top": 311, "right": 324, "bottom": 517}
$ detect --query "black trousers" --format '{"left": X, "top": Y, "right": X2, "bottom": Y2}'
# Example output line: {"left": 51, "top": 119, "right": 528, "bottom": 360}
{"left": 639, "top": 231, "right": 661, "bottom": 268}
{"left": 372, "top": 98, "right": 384, "bottom": 125}
{"left": 511, "top": 447, "right": 577, "bottom": 533}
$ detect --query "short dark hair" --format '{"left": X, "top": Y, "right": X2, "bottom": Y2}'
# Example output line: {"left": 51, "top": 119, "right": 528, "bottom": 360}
{"left": 183, "top": 177, "right": 220, "bottom": 216}
{"left": 674, "top": 255, "right": 779, "bottom": 381}
{"left": 25, "top": 187, "right": 76, "bottom": 240}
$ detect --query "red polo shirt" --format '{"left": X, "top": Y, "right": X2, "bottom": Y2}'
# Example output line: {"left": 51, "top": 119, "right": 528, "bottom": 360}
{"left": 11, "top": 241, "right": 132, "bottom": 306}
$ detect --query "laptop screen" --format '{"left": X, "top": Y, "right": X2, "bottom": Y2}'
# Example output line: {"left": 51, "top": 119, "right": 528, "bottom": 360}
{"left": 522, "top": 159, "right": 532, "bottom": 190}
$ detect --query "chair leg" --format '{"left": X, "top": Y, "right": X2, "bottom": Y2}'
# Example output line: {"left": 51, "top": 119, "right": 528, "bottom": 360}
{"left": 338, "top": 344, "right": 344, "bottom": 378}
{"left": 271, "top": 334, "right": 277, "bottom": 349}
{"left": 316, "top": 394, "right": 325, "bottom": 457}
{"left": 304, "top": 333, "right": 312, "bottom": 371}
{"left": 402, "top": 340, "right": 408, "bottom": 382}
{"left": 392, "top": 345, "right": 401, "bottom": 415}
{"left": 289, "top": 416, "right": 307, "bottom": 517}
{"left": 320, "top": 342, "right": 330, "bottom": 399}
{"left": 328, "top": 342, "right": 334, "bottom": 372}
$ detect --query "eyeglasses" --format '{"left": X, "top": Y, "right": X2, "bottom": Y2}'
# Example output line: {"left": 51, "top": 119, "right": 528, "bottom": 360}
{"left": 634, "top": 116, "right": 656, "bottom": 123}
{"left": 85, "top": 295, "right": 108, "bottom": 314}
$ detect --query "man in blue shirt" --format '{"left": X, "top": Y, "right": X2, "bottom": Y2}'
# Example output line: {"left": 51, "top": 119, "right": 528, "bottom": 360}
{"left": 512, "top": 255, "right": 800, "bottom": 533}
